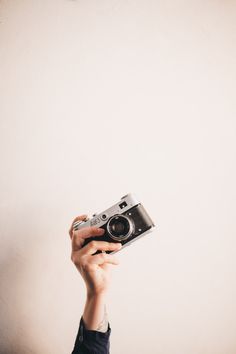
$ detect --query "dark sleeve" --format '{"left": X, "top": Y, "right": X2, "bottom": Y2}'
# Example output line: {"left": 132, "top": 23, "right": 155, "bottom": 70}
{"left": 71, "top": 316, "right": 111, "bottom": 354}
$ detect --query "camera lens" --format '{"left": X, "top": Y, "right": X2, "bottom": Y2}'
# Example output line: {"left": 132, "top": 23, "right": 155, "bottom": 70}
{"left": 107, "top": 215, "right": 133, "bottom": 241}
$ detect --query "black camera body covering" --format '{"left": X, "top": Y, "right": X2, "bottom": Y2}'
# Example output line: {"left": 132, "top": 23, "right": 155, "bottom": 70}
{"left": 72, "top": 194, "right": 155, "bottom": 254}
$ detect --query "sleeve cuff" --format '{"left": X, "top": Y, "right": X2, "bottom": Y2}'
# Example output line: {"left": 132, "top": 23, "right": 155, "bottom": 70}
{"left": 72, "top": 316, "right": 111, "bottom": 353}
{"left": 80, "top": 316, "right": 111, "bottom": 341}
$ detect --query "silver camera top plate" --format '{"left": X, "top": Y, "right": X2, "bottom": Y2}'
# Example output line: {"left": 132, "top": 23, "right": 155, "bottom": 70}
{"left": 73, "top": 193, "right": 139, "bottom": 231}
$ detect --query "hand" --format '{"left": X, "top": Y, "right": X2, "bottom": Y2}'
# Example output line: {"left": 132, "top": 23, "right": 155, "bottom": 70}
{"left": 69, "top": 215, "right": 122, "bottom": 297}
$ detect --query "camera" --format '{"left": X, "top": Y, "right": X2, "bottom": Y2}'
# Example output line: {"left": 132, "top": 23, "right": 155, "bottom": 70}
{"left": 72, "top": 193, "right": 155, "bottom": 254}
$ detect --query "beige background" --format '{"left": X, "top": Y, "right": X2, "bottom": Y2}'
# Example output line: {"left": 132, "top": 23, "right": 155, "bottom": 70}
{"left": 0, "top": 1, "right": 236, "bottom": 353}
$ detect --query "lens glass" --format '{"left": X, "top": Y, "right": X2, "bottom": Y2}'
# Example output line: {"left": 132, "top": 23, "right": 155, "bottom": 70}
{"left": 108, "top": 215, "right": 131, "bottom": 239}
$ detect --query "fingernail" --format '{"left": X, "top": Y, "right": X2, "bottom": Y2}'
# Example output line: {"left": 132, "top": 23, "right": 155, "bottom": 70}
{"left": 117, "top": 243, "right": 122, "bottom": 248}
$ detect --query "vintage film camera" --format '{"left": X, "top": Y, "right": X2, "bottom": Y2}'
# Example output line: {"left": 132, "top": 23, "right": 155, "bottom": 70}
{"left": 72, "top": 194, "right": 155, "bottom": 254}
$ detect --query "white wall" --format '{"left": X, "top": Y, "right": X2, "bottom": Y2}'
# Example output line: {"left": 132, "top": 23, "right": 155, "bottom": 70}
{"left": 0, "top": 1, "right": 236, "bottom": 353}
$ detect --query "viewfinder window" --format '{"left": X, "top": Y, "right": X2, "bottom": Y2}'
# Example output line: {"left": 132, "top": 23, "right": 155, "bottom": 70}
{"left": 119, "top": 201, "right": 127, "bottom": 209}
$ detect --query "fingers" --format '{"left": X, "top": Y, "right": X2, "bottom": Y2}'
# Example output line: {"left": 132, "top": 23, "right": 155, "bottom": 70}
{"left": 72, "top": 227, "right": 105, "bottom": 251}
{"left": 88, "top": 252, "right": 120, "bottom": 266}
{"left": 69, "top": 214, "right": 88, "bottom": 239}
{"left": 80, "top": 240, "right": 122, "bottom": 256}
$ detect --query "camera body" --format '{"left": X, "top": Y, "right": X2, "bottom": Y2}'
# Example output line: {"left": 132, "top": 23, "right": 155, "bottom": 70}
{"left": 72, "top": 194, "right": 155, "bottom": 254}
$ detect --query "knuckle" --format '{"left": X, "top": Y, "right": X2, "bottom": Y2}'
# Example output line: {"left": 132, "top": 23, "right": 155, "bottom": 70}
{"left": 110, "top": 243, "right": 117, "bottom": 248}
{"left": 75, "top": 237, "right": 82, "bottom": 246}
{"left": 90, "top": 240, "right": 97, "bottom": 248}
{"left": 100, "top": 252, "right": 107, "bottom": 260}
{"left": 76, "top": 229, "right": 83, "bottom": 237}
{"left": 90, "top": 227, "right": 98, "bottom": 235}
{"left": 80, "top": 227, "right": 92, "bottom": 237}
{"left": 71, "top": 252, "right": 82, "bottom": 266}
{"left": 71, "top": 230, "right": 77, "bottom": 239}
{"left": 102, "top": 242, "right": 109, "bottom": 248}
{"left": 71, "top": 253, "right": 77, "bottom": 264}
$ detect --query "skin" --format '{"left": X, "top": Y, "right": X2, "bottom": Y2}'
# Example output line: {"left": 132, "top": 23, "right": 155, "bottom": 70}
{"left": 69, "top": 215, "right": 122, "bottom": 331}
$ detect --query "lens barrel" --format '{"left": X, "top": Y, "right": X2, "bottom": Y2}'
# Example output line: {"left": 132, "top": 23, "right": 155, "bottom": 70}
{"left": 107, "top": 215, "right": 133, "bottom": 241}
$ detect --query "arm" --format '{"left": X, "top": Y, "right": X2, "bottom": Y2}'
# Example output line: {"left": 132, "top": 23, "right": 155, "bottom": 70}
{"left": 83, "top": 293, "right": 108, "bottom": 332}
{"left": 69, "top": 215, "right": 121, "bottom": 354}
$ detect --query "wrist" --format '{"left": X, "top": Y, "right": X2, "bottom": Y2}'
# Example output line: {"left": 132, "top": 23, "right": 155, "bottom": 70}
{"left": 83, "top": 291, "right": 108, "bottom": 331}
{"left": 86, "top": 289, "right": 107, "bottom": 301}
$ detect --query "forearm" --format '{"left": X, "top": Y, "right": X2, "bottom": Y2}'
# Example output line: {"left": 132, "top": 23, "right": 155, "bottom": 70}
{"left": 82, "top": 293, "right": 109, "bottom": 332}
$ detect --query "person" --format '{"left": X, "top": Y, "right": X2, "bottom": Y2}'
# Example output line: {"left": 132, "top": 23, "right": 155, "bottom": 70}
{"left": 69, "top": 214, "right": 122, "bottom": 354}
